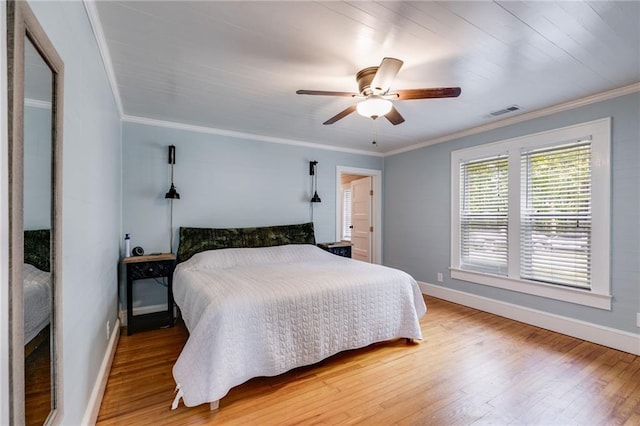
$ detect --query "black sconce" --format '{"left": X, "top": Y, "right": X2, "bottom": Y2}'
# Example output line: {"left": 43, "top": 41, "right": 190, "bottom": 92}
{"left": 165, "top": 145, "right": 180, "bottom": 200}
{"left": 165, "top": 145, "right": 180, "bottom": 252}
{"left": 310, "top": 161, "right": 321, "bottom": 203}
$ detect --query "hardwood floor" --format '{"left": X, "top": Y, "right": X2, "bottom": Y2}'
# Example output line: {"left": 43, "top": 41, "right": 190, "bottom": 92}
{"left": 25, "top": 334, "right": 51, "bottom": 426}
{"left": 97, "top": 296, "right": 640, "bottom": 425}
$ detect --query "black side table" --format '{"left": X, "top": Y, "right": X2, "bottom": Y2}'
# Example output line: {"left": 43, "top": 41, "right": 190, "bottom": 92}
{"left": 317, "top": 242, "right": 352, "bottom": 258}
{"left": 123, "top": 253, "right": 176, "bottom": 335}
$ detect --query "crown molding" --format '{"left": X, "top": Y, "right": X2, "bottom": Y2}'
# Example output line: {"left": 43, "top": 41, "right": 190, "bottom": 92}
{"left": 122, "top": 115, "right": 384, "bottom": 157}
{"left": 24, "top": 98, "right": 51, "bottom": 109}
{"left": 123, "top": 83, "right": 638, "bottom": 159}
{"left": 83, "top": 0, "right": 123, "bottom": 117}
{"left": 385, "top": 82, "right": 640, "bottom": 157}
{"left": 80, "top": 0, "right": 379, "bottom": 157}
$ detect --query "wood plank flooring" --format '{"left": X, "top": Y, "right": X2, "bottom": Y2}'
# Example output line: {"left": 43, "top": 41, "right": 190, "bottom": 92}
{"left": 24, "top": 334, "right": 51, "bottom": 426}
{"left": 97, "top": 296, "right": 640, "bottom": 425}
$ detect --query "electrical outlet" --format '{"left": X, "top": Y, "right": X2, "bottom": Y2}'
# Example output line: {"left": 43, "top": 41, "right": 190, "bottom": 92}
{"left": 637, "top": 313, "right": 640, "bottom": 328}
{"left": 437, "top": 272, "right": 443, "bottom": 283}
{"left": 106, "top": 321, "right": 110, "bottom": 341}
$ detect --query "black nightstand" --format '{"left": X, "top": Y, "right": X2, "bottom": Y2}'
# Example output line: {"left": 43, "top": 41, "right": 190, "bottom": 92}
{"left": 317, "top": 242, "right": 352, "bottom": 258}
{"left": 123, "top": 253, "right": 176, "bottom": 335}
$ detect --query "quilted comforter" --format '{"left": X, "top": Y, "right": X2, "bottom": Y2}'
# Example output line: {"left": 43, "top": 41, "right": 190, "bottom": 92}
{"left": 171, "top": 244, "right": 426, "bottom": 408}
{"left": 23, "top": 263, "right": 51, "bottom": 344}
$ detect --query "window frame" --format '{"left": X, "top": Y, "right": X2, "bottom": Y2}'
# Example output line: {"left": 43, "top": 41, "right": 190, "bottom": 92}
{"left": 450, "top": 118, "right": 611, "bottom": 310}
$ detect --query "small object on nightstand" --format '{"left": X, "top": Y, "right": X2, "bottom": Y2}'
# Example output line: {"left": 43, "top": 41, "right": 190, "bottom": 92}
{"left": 124, "top": 233, "right": 131, "bottom": 257}
{"left": 317, "top": 241, "right": 352, "bottom": 258}
{"left": 123, "top": 253, "right": 176, "bottom": 335}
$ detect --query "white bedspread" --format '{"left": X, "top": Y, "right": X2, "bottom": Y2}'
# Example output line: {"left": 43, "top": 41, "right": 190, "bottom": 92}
{"left": 172, "top": 244, "right": 426, "bottom": 408}
{"left": 23, "top": 263, "right": 51, "bottom": 344}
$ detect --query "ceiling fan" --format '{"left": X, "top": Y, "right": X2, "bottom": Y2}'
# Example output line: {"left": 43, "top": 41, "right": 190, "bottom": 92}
{"left": 296, "top": 57, "right": 461, "bottom": 126}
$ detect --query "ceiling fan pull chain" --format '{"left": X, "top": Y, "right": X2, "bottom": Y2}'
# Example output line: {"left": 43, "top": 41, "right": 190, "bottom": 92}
{"left": 372, "top": 119, "right": 378, "bottom": 146}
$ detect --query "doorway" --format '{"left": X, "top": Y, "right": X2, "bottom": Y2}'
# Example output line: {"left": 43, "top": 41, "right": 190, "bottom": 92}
{"left": 335, "top": 166, "right": 382, "bottom": 264}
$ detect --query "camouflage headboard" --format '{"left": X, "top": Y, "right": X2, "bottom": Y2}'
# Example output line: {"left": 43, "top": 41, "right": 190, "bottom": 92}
{"left": 177, "top": 222, "right": 316, "bottom": 263}
{"left": 24, "top": 229, "right": 50, "bottom": 272}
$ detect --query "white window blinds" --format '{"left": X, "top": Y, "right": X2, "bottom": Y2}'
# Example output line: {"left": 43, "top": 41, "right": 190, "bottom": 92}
{"left": 342, "top": 188, "right": 352, "bottom": 240}
{"left": 520, "top": 142, "right": 592, "bottom": 289}
{"left": 460, "top": 155, "right": 509, "bottom": 275}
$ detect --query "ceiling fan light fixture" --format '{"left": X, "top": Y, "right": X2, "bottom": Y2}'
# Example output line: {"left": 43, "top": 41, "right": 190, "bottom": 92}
{"left": 356, "top": 97, "right": 392, "bottom": 119}
{"left": 296, "top": 57, "right": 461, "bottom": 126}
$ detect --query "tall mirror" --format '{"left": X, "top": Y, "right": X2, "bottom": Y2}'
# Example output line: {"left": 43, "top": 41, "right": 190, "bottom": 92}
{"left": 8, "top": 1, "right": 64, "bottom": 424}
{"left": 23, "top": 37, "right": 53, "bottom": 426}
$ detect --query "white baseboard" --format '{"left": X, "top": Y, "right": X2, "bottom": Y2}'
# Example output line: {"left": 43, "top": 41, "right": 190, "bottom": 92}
{"left": 420, "top": 282, "right": 640, "bottom": 356}
{"left": 81, "top": 318, "right": 120, "bottom": 425}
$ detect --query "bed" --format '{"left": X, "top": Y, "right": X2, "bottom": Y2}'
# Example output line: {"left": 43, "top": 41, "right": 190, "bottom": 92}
{"left": 23, "top": 263, "right": 51, "bottom": 345}
{"left": 170, "top": 223, "right": 426, "bottom": 409}
{"left": 23, "top": 229, "right": 52, "bottom": 355}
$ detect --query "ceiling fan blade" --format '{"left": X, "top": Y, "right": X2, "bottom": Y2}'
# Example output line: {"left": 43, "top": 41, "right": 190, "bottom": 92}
{"left": 296, "top": 89, "right": 356, "bottom": 97}
{"left": 385, "top": 105, "right": 405, "bottom": 125}
{"left": 370, "top": 57, "right": 403, "bottom": 94}
{"left": 323, "top": 105, "right": 357, "bottom": 125}
{"left": 394, "top": 87, "right": 462, "bottom": 100}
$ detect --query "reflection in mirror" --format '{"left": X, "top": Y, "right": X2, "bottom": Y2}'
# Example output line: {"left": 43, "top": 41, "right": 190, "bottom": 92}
{"left": 8, "top": 0, "right": 64, "bottom": 424}
{"left": 23, "top": 37, "right": 53, "bottom": 425}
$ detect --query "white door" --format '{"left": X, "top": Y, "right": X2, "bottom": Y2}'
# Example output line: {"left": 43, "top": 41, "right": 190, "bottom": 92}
{"left": 351, "top": 176, "right": 372, "bottom": 262}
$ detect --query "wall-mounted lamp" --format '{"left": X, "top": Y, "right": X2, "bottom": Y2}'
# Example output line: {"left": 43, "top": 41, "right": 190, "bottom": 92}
{"left": 165, "top": 145, "right": 180, "bottom": 200}
{"left": 165, "top": 145, "right": 180, "bottom": 252}
{"left": 310, "top": 160, "right": 321, "bottom": 203}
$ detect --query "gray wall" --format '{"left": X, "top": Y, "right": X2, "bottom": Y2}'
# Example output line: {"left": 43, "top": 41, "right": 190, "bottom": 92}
{"left": 26, "top": 1, "right": 122, "bottom": 424}
{"left": 384, "top": 92, "right": 640, "bottom": 333}
{"left": 122, "top": 121, "right": 383, "bottom": 307}
{"left": 24, "top": 106, "right": 52, "bottom": 230}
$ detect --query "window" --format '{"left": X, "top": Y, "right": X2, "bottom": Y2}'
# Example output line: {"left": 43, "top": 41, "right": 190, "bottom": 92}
{"left": 451, "top": 118, "right": 611, "bottom": 310}
{"left": 460, "top": 155, "right": 509, "bottom": 276}
{"left": 520, "top": 142, "right": 592, "bottom": 289}
{"left": 342, "top": 188, "right": 352, "bottom": 240}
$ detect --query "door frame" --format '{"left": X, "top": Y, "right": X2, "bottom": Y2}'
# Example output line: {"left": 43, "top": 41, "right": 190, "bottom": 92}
{"left": 335, "top": 166, "right": 382, "bottom": 264}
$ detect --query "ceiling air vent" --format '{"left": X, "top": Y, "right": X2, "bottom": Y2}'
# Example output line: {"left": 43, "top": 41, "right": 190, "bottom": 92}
{"left": 489, "top": 105, "right": 520, "bottom": 117}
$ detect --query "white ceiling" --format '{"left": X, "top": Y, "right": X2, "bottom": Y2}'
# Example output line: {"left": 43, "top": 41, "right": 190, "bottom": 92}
{"left": 93, "top": 1, "right": 640, "bottom": 154}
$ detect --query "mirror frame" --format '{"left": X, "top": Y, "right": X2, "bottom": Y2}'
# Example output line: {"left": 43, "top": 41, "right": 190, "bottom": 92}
{"left": 7, "top": 0, "right": 64, "bottom": 424}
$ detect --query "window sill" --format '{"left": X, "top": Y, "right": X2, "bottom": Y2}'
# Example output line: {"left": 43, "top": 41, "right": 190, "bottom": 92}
{"left": 450, "top": 268, "right": 612, "bottom": 310}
